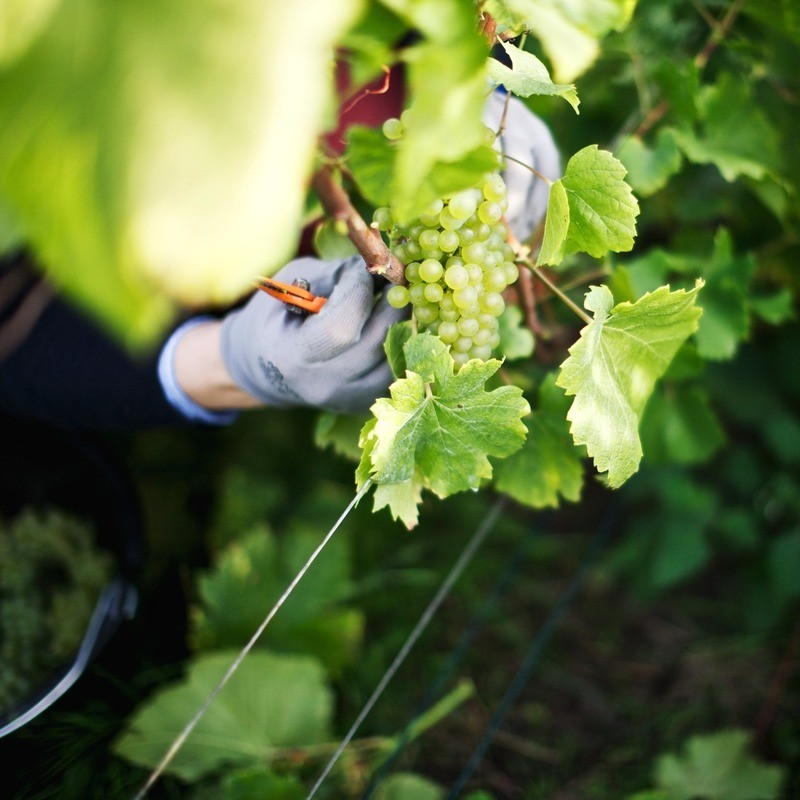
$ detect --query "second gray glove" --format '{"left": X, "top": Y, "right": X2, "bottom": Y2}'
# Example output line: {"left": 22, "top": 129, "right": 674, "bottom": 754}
{"left": 483, "top": 90, "right": 561, "bottom": 243}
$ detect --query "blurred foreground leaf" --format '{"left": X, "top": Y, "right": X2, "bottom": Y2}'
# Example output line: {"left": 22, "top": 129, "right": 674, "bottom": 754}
{"left": 0, "top": 0, "right": 361, "bottom": 343}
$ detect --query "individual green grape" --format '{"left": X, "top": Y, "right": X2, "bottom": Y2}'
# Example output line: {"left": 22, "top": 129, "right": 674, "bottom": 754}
{"left": 424, "top": 283, "right": 444, "bottom": 303}
{"left": 382, "top": 117, "right": 404, "bottom": 140}
{"left": 419, "top": 229, "right": 440, "bottom": 251}
{"left": 479, "top": 292, "right": 505, "bottom": 316}
{"left": 448, "top": 189, "right": 479, "bottom": 220}
{"left": 484, "top": 267, "right": 508, "bottom": 293}
{"left": 453, "top": 286, "right": 478, "bottom": 309}
{"left": 387, "top": 285, "right": 410, "bottom": 309}
{"left": 438, "top": 206, "right": 463, "bottom": 231}
{"left": 438, "top": 230, "right": 459, "bottom": 253}
{"left": 459, "top": 304, "right": 481, "bottom": 319}
{"left": 405, "top": 262, "right": 421, "bottom": 282}
{"left": 466, "top": 264, "right": 484, "bottom": 286}
{"left": 457, "top": 317, "right": 480, "bottom": 338}
{"left": 470, "top": 343, "right": 493, "bottom": 361}
{"left": 478, "top": 200, "right": 503, "bottom": 225}
{"left": 418, "top": 258, "right": 444, "bottom": 283}
{"left": 444, "top": 264, "right": 469, "bottom": 291}
{"left": 503, "top": 261, "right": 519, "bottom": 284}
{"left": 408, "top": 283, "right": 427, "bottom": 305}
{"left": 482, "top": 172, "right": 507, "bottom": 202}
{"left": 461, "top": 242, "right": 486, "bottom": 265}
{"left": 438, "top": 321, "right": 459, "bottom": 343}
{"left": 473, "top": 327, "right": 492, "bottom": 346}
{"left": 373, "top": 207, "right": 393, "bottom": 231}
{"left": 457, "top": 226, "right": 476, "bottom": 247}
{"left": 414, "top": 303, "right": 439, "bottom": 326}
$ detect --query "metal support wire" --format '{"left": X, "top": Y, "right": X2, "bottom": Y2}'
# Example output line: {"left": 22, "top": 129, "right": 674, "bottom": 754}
{"left": 305, "top": 497, "right": 507, "bottom": 800}
{"left": 361, "top": 511, "right": 547, "bottom": 799}
{"left": 444, "top": 503, "right": 617, "bottom": 799}
{"left": 133, "top": 479, "right": 373, "bottom": 800}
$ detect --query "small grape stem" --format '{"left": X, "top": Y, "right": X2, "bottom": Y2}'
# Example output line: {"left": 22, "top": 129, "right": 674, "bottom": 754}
{"left": 501, "top": 153, "right": 553, "bottom": 186}
{"left": 311, "top": 165, "right": 406, "bottom": 285}
{"left": 519, "top": 258, "right": 592, "bottom": 325}
{"left": 505, "top": 222, "right": 542, "bottom": 336}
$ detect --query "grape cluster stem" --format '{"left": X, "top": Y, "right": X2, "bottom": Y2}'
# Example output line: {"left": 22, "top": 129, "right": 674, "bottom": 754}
{"left": 312, "top": 166, "right": 406, "bottom": 285}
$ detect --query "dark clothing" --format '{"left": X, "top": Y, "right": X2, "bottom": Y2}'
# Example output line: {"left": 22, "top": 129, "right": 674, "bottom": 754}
{"left": 0, "top": 252, "right": 184, "bottom": 430}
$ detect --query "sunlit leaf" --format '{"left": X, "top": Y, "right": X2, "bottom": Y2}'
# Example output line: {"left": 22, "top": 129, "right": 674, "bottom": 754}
{"left": 557, "top": 282, "right": 703, "bottom": 487}
{"left": 358, "top": 333, "right": 529, "bottom": 525}
{"left": 368, "top": 334, "right": 529, "bottom": 493}
{"left": 537, "top": 146, "right": 639, "bottom": 266}
{"left": 487, "top": 41, "right": 580, "bottom": 112}
{"left": 486, "top": 0, "right": 637, "bottom": 82}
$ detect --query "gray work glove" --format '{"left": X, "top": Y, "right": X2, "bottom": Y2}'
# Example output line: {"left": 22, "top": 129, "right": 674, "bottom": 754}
{"left": 220, "top": 256, "right": 405, "bottom": 414}
{"left": 483, "top": 90, "right": 561, "bottom": 243}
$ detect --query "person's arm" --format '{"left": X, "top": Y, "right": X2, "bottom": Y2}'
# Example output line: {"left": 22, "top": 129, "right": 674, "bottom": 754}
{"left": 171, "top": 319, "right": 261, "bottom": 411}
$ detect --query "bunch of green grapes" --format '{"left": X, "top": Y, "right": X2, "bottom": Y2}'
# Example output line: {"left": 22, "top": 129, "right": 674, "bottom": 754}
{"left": 0, "top": 508, "right": 114, "bottom": 714}
{"left": 374, "top": 119, "right": 519, "bottom": 367}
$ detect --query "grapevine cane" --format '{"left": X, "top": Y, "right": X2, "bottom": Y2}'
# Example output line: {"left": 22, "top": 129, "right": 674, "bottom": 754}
{"left": 311, "top": 166, "right": 406, "bottom": 285}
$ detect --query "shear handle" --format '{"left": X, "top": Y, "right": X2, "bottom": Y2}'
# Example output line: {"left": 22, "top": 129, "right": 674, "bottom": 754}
{"left": 255, "top": 277, "right": 327, "bottom": 314}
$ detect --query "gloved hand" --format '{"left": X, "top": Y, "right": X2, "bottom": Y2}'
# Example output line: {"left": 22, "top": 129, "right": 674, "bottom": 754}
{"left": 483, "top": 90, "right": 561, "bottom": 243}
{"left": 220, "top": 255, "right": 406, "bottom": 415}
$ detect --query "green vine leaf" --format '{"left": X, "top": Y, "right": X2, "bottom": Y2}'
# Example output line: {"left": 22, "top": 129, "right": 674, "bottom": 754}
{"left": 617, "top": 128, "right": 683, "bottom": 197}
{"left": 487, "top": 41, "right": 580, "bottom": 113}
{"left": 497, "top": 304, "right": 535, "bottom": 361}
{"left": 485, "top": 0, "right": 637, "bottom": 82}
{"left": 537, "top": 145, "right": 639, "bottom": 266}
{"left": 358, "top": 333, "right": 529, "bottom": 526}
{"left": 556, "top": 282, "right": 703, "bottom": 488}
{"left": 654, "top": 729, "right": 786, "bottom": 800}
{"left": 494, "top": 375, "right": 584, "bottom": 508}
{"left": 0, "top": 0, "right": 361, "bottom": 344}
{"left": 113, "top": 651, "right": 333, "bottom": 782}
{"left": 190, "top": 526, "right": 362, "bottom": 676}
{"left": 671, "top": 73, "right": 783, "bottom": 184}
{"left": 640, "top": 384, "right": 725, "bottom": 465}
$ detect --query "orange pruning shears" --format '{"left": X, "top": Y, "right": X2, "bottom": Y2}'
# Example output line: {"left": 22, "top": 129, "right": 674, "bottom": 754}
{"left": 254, "top": 276, "right": 327, "bottom": 315}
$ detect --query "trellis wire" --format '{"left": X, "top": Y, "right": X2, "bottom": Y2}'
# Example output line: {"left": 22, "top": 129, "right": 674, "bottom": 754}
{"left": 361, "top": 511, "right": 547, "bottom": 799}
{"left": 132, "top": 478, "right": 373, "bottom": 800}
{"left": 304, "top": 497, "right": 507, "bottom": 800}
{"left": 443, "top": 503, "right": 617, "bottom": 799}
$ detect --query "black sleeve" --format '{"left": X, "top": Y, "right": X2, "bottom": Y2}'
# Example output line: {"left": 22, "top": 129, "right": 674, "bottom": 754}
{"left": 0, "top": 252, "right": 187, "bottom": 431}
